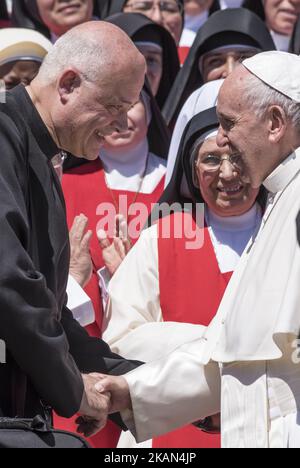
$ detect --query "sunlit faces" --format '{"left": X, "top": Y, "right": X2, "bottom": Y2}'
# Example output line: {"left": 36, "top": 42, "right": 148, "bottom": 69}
{"left": 184, "top": 0, "right": 214, "bottom": 16}
{"left": 36, "top": 0, "right": 94, "bottom": 37}
{"left": 123, "top": 0, "right": 183, "bottom": 45}
{"left": 136, "top": 44, "right": 163, "bottom": 96}
{"left": 103, "top": 99, "right": 148, "bottom": 150}
{"left": 200, "top": 48, "right": 258, "bottom": 82}
{"left": 195, "top": 136, "right": 259, "bottom": 217}
{"left": 264, "top": 0, "right": 300, "bottom": 36}
{"left": 56, "top": 67, "right": 145, "bottom": 160}
{"left": 216, "top": 68, "right": 274, "bottom": 189}
{"left": 0, "top": 61, "right": 41, "bottom": 89}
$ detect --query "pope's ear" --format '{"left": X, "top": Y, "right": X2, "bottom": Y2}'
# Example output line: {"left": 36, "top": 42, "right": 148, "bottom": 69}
{"left": 267, "top": 105, "right": 287, "bottom": 143}
{"left": 58, "top": 70, "right": 81, "bottom": 103}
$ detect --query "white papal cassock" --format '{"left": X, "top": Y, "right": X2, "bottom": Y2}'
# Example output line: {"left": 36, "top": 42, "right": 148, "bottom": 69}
{"left": 121, "top": 150, "right": 300, "bottom": 448}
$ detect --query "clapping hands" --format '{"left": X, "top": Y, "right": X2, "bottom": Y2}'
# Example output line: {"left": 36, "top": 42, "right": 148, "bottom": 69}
{"left": 97, "top": 214, "right": 131, "bottom": 276}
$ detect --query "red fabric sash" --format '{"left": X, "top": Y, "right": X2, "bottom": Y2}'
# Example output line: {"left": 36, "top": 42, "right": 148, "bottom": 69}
{"left": 154, "top": 212, "right": 232, "bottom": 448}
{"left": 57, "top": 159, "right": 164, "bottom": 448}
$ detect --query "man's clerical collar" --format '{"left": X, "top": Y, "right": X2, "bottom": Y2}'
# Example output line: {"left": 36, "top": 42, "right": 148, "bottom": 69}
{"left": 263, "top": 149, "right": 300, "bottom": 194}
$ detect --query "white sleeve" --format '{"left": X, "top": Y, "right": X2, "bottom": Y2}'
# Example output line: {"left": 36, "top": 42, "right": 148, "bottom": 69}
{"left": 97, "top": 266, "right": 111, "bottom": 312}
{"left": 66, "top": 275, "right": 95, "bottom": 327}
{"left": 102, "top": 225, "right": 206, "bottom": 362}
{"left": 122, "top": 338, "right": 221, "bottom": 442}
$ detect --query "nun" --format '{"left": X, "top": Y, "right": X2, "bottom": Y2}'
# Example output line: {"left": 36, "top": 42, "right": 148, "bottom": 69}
{"left": 165, "top": 79, "right": 223, "bottom": 187}
{"left": 243, "top": 0, "right": 300, "bottom": 52}
{"left": 12, "top": 0, "right": 102, "bottom": 40}
{"left": 163, "top": 8, "right": 275, "bottom": 129}
{"left": 0, "top": 28, "right": 52, "bottom": 89}
{"left": 101, "top": 107, "right": 264, "bottom": 448}
{"left": 106, "top": 12, "right": 180, "bottom": 108}
{"left": 180, "top": 0, "right": 244, "bottom": 49}
{"left": 102, "top": 0, "right": 185, "bottom": 45}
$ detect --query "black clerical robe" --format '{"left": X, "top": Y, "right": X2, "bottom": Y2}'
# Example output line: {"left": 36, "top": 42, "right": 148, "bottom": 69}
{"left": 0, "top": 85, "right": 138, "bottom": 419}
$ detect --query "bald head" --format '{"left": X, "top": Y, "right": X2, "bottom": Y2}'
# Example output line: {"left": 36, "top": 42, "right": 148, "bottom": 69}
{"left": 38, "top": 21, "right": 146, "bottom": 85}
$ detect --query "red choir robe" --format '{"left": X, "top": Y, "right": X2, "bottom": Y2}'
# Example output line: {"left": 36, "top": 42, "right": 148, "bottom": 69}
{"left": 54, "top": 158, "right": 165, "bottom": 448}
{"left": 153, "top": 211, "right": 232, "bottom": 448}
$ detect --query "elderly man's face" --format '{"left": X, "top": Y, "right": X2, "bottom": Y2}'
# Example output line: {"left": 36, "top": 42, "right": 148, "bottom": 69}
{"left": 264, "top": 0, "right": 300, "bottom": 36}
{"left": 195, "top": 137, "right": 259, "bottom": 217}
{"left": 216, "top": 67, "right": 272, "bottom": 189}
{"left": 36, "top": 0, "right": 93, "bottom": 37}
{"left": 57, "top": 65, "right": 146, "bottom": 160}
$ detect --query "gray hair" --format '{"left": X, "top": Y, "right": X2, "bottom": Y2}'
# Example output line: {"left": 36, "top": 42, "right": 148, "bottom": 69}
{"left": 242, "top": 72, "right": 300, "bottom": 131}
{"left": 38, "top": 27, "right": 119, "bottom": 85}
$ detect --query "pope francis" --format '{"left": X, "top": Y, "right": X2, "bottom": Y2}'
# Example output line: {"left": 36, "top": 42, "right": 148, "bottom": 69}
{"left": 91, "top": 51, "right": 300, "bottom": 449}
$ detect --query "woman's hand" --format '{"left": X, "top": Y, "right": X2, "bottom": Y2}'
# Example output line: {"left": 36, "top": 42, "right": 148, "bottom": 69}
{"left": 97, "top": 215, "right": 131, "bottom": 276}
{"left": 69, "top": 214, "right": 93, "bottom": 288}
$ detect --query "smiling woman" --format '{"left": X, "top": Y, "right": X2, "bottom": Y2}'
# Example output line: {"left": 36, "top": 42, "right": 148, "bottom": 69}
{"left": 36, "top": 0, "right": 94, "bottom": 38}
{"left": 11, "top": 0, "right": 97, "bottom": 39}
{"left": 243, "top": 0, "right": 300, "bottom": 50}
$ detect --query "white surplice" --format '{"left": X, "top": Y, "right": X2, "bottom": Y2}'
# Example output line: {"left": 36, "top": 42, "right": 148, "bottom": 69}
{"left": 103, "top": 204, "right": 261, "bottom": 448}
{"left": 121, "top": 149, "right": 300, "bottom": 448}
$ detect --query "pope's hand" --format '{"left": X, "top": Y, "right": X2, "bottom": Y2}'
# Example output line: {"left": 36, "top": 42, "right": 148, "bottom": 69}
{"left": 77, "top": 373, "right": 111, "bottom": 438}
{"left": 94, "top": 374, "right": 132, "bottom": 414}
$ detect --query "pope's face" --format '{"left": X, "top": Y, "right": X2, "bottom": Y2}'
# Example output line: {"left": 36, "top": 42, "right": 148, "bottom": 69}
{"left": 216, "top": 67, "right": 272, "bottom": 189}
{"left": 36, "top": 0, "right": 93, "bottom": 37}
{"left": 195, "top": 137, "right": 259, "bottom": 217}
{"left": 264, "top": 0, "right": 300, "bottom": 36}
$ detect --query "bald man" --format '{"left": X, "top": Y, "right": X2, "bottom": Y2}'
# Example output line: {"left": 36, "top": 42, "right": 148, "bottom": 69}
{"left": 0, "top": 21, "right": 145, "bottom": 441}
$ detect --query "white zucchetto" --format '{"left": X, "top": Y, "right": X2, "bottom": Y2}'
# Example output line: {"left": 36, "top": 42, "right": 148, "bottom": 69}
{"left": 243, "top": 51, "right": 300, "bottom": 103}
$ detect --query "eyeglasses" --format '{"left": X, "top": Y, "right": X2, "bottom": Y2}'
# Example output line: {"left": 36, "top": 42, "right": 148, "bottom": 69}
{"left": 196, "top": 154, "right": 243, "bottom": 173}
{"left": 125, "top": 1, "right": 183, "bottom": 15}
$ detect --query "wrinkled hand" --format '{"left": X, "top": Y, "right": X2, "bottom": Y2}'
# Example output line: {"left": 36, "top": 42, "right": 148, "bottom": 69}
{"left": 97, "top": 215, "right": 131, "bottom": 276}
{"left": 77, "top": 373, "right": 111, "bottom": 438}
{"left": 94, "top": 374, "right": 132, "bottom": 414}
{"left": 69, "top": 214, "right": 93, "bottom": 288}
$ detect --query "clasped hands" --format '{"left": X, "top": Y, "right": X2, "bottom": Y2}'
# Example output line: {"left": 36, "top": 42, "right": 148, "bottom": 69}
{"left": 77, "top": 373, "right": 131, "bottom": 438}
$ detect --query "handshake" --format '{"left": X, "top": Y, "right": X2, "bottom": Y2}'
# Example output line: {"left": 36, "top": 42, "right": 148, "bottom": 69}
{"left": 77, "top": 373, "right": 132, "bottom": 438}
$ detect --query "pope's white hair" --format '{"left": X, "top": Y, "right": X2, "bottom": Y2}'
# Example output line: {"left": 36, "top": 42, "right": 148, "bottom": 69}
{"left": 38, "top": 27, "right": 122, "bottom": 85}
{"left": 242, "top": 72, "right": 300, "bottom": 131}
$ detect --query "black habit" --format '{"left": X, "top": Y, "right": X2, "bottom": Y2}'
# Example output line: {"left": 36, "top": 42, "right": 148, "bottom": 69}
{"left": 0, "top": 85, "right": 139, "bottom": 419}
{"left": 162, "top": 8, "right": 275, "bottom": 129}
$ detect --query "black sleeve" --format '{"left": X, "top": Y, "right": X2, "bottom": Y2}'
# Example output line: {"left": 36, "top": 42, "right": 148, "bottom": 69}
{"left": 61, "top": 305, "right": 143, "bottom": 431}
{"left": 0, "top": 114, "right": 83, "bottom": 418}
{"left": 61, "top": 305, "right": 143, "bottom": 375}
